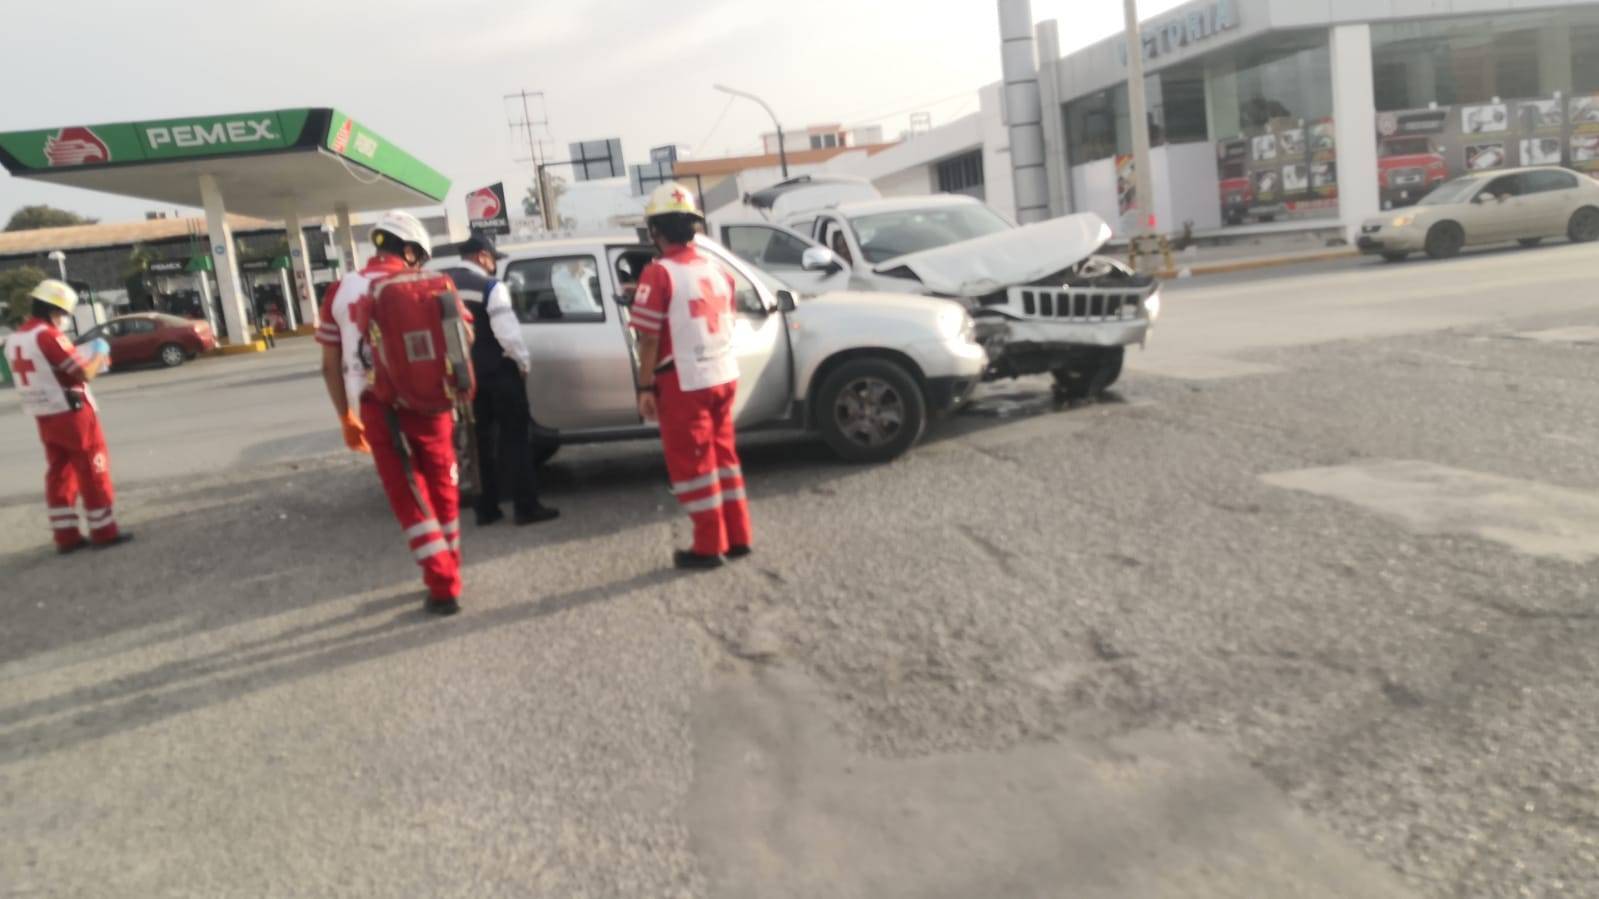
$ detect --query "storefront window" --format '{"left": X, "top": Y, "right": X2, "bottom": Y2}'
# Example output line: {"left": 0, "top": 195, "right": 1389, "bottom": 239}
{"left": 1372, "top": 9, "right": 1599, "bottom": 112}
{"left": 1205, "top": 31, "right": 1332, "bottom": 140}
{"left": 1065, "top": 86, "right": 1127, "bottom": 164}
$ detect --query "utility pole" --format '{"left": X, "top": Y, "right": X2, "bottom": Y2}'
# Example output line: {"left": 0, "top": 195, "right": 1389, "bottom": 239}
{"left": 1123, "top": 0, "right": 1156, "bottom": 254}
{"left": 505, "top": 89, "right": 556, "bottom": 232}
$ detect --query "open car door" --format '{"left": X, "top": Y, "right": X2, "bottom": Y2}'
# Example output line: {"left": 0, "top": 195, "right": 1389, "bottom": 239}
{"left": 720, "top": 222, "right": 851, "bottom": 296}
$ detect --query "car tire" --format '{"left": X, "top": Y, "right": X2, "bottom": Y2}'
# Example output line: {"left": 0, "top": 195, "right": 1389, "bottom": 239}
{"left": 158, "top": 343, "right": 186, "bottom": 368}
{"left": 814, "top": 358, "right": 926, "bottom": 464}
{"left": 1052, "top": 346, "right": 1125, "bottom": 402}
{"left": 1518, "top": 237, "right": 1543, "bottom": 248}
{"left": 1568, "top": 207, "right": 1599, "bottom": 244}
{"left": 1424, "top": 222, "right": 1464, "bottom": 260}
{"left": 1381, "top": 252, "right": 1409, "bottom": 263}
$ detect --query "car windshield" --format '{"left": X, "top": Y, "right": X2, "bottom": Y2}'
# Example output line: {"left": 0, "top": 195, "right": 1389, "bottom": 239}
{"left": 1382, "top": 138, "right": 1432, "bottom": 157}
{"left": 1418, "top": 178, "right": 1485, "bottom": 206}
{"left": 848, "top": 205, "right": 1012, "bottom": 265}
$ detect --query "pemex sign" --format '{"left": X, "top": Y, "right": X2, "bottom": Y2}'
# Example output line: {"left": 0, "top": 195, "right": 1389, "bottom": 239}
{"left": 0, "top": 108, "right": 450, "bottom": 203}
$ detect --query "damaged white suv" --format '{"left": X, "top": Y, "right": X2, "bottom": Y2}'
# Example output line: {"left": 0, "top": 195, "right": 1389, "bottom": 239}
{"left": 719, "top": 178, "right": 1160, "bottom": 399}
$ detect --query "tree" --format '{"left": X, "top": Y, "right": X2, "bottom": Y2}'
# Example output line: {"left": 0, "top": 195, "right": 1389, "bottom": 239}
{"left": 0, "top": 266, "right": 49, "bottom": 326}
{"left": 521, "top": 177, "right": 568, "bottom": 226}
{"left": 5, "top": 205, "right": 97, "bottom": 232}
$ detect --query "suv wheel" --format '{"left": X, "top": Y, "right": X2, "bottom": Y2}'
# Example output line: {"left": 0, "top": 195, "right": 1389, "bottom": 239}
{"left": 1052, "top": 346, "right": 1125, "bottom": 401}
{"left": 1569, "top": 207, "right": 1599, "bottom": 243}
{"left": 1424, "top": 222, "right": 1465, "bottom": 259}
{"left": 815, "top": 358, "right": 926, "bottom": 463}
{"left": 159, "top": 343, "right": 187, "bottom": 368}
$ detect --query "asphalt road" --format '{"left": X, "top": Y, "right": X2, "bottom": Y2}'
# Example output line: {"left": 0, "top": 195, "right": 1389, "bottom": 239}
{"left": 3, "top": 239, "right": 1598, "bottom": 897}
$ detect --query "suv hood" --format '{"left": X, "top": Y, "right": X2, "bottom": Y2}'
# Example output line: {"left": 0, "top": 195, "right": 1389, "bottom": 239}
{"left": 874, "top": 212, "right": 1112, "bottom": 298}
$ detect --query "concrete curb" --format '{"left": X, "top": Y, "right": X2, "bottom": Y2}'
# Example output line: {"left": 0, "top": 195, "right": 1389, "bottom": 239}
{"left": 1158, "top": 248, "right": 1358, "bottom": 280}
{"left": 210, "top": 341, "right": 268, "bottom": 357}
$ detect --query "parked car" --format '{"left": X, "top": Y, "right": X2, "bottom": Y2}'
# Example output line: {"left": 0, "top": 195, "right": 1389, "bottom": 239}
{"left": 76, "top": 313, "right": 216, "bottom": 368}
{"left": 720, "top": 179, "right": 1160, "bottom": 400}
{"left": 1358, "top": 166, "right": 1599, "bottom": 261}
{"left": 438, "top": 234, "right": 988, "bottom": 464}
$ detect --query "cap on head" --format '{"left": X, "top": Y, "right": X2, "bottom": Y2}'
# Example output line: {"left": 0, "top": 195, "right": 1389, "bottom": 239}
{"left": 460, "top": 232, "right": 504, "bottom": 262}
{"left": 371, "top": 210, "right": 432, "bottom": 259}
{"left": 645, "top": 181, "right": 703, "bottom": 221}
{"left": 30, "top": 278, "right": 79, "bottom": 315}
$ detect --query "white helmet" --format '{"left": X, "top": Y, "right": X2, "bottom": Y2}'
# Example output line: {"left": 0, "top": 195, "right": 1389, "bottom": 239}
{"left": 645, "top": 181, "right": 703, "bottom": 220}
{"left": 371, "top": 210, "right": 432, "bottom": 259}
{"left": 30, "top": 278, "right": 79, "bottom": 315}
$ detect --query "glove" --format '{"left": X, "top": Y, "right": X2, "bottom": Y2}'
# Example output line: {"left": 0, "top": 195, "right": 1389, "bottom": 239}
{"left": 340, "top": 410, "right": 371, "bottom": 454}
{"left": 89, "top": 338, "right": 111, "bottom": 358}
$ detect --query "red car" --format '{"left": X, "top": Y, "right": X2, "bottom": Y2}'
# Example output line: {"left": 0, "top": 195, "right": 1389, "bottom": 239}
{"left": 78, "top": 313, "right": 216, "bottom": 369}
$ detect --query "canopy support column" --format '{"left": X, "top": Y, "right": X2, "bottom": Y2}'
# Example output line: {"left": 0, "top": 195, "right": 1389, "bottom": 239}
{"left": 198, "top": 174, "right": 252, "bottom": 347}
{"left": 334, "top": 204, "right": 358, "bottom": 273}
{"left": 283, "top": 206, "right": 318, "bottom": 328}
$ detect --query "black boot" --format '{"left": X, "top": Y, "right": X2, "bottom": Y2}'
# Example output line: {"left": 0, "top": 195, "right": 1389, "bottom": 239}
{"left": 475, "top": 507, "right": 505, "bottom": 528}
{"left": 674, "top": 550, "right": 724, "bottom": 571}
{"left": 514, "top": 504, "right": 560, "bottom": 526}
{"left": 726, "top": 545, "right": 753, "bottom": 560}
{"left": 425, "top": 597, "right": 461, "bottom": 617}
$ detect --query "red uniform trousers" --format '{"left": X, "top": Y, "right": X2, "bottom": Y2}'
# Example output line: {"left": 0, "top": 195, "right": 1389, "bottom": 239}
{"left": 657, "top": 371, "right": 752, "bottom": 557}
{"left": 360, "top": 396, "right": 462, "bottom": 600}
{"left": 37, "top": 405, "right": 120, "bottom": 550}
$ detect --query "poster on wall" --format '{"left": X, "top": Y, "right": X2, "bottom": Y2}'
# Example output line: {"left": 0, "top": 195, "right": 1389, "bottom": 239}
{"left": 1309, "top": 118, "right": 1337, "bottom": 198}
{"left": 1460, "top": 104, "right": 1510, "bottom": 135}
{"left": 1465, "top": 143, "right": 1507, "bottom": 171}
{"left": 1572, "top": 94, "right": 1599, "bottom": 173}
{"left": 1214, "top": 116, "right": 1336, "bottom": 225}
{"left": 1115, "top": 154, "right": 1137, "bottom": 218}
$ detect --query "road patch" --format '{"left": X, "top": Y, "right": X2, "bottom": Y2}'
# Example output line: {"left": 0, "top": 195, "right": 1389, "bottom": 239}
{"left": 1263, "top": 460, "right": 1599, "bottom": 562}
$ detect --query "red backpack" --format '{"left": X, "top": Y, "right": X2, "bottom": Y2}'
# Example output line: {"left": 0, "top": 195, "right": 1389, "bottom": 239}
{"left": 358, "top": 271, "right": 475, "bottom": 413}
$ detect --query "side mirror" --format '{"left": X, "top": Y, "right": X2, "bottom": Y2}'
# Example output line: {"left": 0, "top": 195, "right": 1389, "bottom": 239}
{"left": 802, "top": 245, "right": 846, "bottom": 275}
{"left": 775, "top": 289, "right": 798, "bottom": 313}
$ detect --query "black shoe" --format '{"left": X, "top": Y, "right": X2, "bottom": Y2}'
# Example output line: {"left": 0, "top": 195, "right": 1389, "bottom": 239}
{"left": 726, "top": 545, "right": 753, "bottom": 560}
{"left": 475, "top": 507, "right": 505, "bottom": 528}
{"left": 90, "top": 533, "right": 134, "bottom": 551}
{"left": 425, "top": 597, "right": 461, "bottom": 617}
{"left": 57, "top": 540, "right": 88, "bottom": 556}
{"left": 514, "top": 505, "right": 560, "bottom": 526}
{"left": 674, "top": 550, "right": 725, "bottom": 571}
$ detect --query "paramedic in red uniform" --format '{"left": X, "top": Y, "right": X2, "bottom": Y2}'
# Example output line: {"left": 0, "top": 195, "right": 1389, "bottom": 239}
{"left": 4, "top": 279, "right": 133, "bottom": 553}
{"left": 317, "top": 211, "right": 466, "bottom": 615}
{"left": 630, "top": 182, "right": 753, "bottom": 570}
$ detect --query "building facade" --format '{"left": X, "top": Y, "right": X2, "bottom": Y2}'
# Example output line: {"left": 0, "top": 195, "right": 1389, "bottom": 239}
{"left": 841, "top": 0, "right": 1599, "bottom": 238}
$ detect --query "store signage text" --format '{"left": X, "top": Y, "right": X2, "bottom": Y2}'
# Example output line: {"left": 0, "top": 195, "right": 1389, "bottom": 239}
{"left": 145, "top": 118, "right": 279, "bottom": 151}
{"left": 1120, "top": 0, "right": 1238, "bottom": 65}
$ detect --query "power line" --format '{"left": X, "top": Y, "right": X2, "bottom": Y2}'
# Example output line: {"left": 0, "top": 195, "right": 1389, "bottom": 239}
{"left": 692, "top": 96, "right": 738, "bottom": 160}
{"left": 841, "top": 90, "right": 978, "bottom": 130}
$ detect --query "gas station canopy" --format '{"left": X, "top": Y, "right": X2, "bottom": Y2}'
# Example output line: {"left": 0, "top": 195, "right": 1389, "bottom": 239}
{"left": 0, "top": 108, "right": 451, "bottom": 345}
{"left": 0, "top": 108, "right": 448, "bottom": 217}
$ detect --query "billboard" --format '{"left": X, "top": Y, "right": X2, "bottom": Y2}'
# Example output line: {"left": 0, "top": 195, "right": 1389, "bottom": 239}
{"left": 569, "top": 138, "right": 624, "bottom": 181}
{"left": 465, "top": 182, "right": 511, "bottom": 235}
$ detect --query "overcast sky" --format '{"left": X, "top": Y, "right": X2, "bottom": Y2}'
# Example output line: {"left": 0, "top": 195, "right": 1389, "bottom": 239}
{"left": 1, "top": 0, "right": 1187, "bottom": 224}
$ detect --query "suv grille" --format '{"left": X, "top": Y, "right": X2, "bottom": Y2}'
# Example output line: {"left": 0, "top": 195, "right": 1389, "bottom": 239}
{"left": 1013, "top": 287, "right": 1147, "bottom": 322}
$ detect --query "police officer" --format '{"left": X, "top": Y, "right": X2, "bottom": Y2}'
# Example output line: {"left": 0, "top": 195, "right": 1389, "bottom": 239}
{"left": 630, "top": 183, "right": 752, "bottom": 569}
{"left": 5, "top": 280, "right": 133, "bottom": 553}
{"left": 443, "top": 233, "right": 558, "bottom": 527}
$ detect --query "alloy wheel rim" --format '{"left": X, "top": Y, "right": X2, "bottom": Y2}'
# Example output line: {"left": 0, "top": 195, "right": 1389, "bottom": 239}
{"left": 834, "top": 377, "right": 905, "bottom": 448}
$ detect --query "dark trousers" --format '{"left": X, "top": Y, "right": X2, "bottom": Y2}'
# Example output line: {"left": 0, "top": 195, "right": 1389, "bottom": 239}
{"left": 474, "top": 370, "right": 539, "bottom": 516}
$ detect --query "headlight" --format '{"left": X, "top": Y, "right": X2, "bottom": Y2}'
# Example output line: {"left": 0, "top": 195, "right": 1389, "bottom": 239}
{"left": 1144, "top": 291, "right": 1161, "bottom": 321}
{"left": 1391, "top": 214, "right": 1416, "bottom": 228}
{"left": 939, "top": 308, "right": 976, "bottom": 343}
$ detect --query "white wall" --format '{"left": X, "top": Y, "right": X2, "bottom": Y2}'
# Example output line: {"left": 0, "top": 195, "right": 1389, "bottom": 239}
{"left": 1159, "top": 142, "right": 1224, "bottom": 232}
{"left": 1069, "top": 143, "right": 1222, "bottom": 236}
{"left": 875, "top": 165, "right": 935, "bottom": 197}
{"left": 979, "top": 82, "right": 1017, "bottom": 221}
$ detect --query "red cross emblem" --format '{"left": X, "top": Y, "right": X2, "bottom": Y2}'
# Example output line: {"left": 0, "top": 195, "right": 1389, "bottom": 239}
{"left": 10, "top": 346, "right": 36, "bottom": 386}
{"left": 690, "top": 277, "right": 729, "bottom": 334}
{"left": 671, "top": 188, "right": 689, "bottom": 205}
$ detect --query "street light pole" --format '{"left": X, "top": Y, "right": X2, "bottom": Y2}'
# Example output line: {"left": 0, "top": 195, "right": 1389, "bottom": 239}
{"left": 714, "top": 84, "right": 789, "bottom": 178}
{"left": 1123, "top": 0, "right": 1156, "bottom": 246}
{"left": 48, "top": 250, "right": 67, "bottom": 281}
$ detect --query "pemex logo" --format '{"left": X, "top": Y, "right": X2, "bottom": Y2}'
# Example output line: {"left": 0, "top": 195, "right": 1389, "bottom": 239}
{"left": 44, "top": 127, "right": 110, "bottom": 166}
{"left": 466, "top": 187, "right": 502, "bottom": 221}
